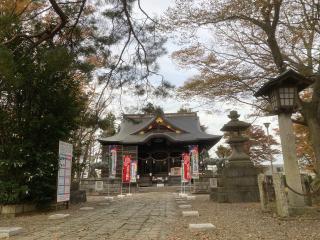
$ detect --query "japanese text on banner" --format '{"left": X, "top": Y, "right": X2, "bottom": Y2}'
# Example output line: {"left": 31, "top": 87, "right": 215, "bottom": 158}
{"left": 122, "top": 155, "right": 131, "bottom": 183}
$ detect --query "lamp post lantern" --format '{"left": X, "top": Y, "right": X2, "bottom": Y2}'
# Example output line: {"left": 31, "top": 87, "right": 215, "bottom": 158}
{"left": 255, "top": 69, "right": 313, "bottom": 208}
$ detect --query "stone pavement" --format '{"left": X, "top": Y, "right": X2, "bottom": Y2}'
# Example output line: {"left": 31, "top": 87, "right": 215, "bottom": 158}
{"left": 0, "top": 192, "right": 178, "bottom": 240}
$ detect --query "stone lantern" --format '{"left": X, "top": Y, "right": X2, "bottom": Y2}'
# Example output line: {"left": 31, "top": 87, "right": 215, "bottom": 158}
{"left": 220, "top": 111, "right": 252, "bottom": 166}
{"left": 255, "top": 69, "right": 313, "bottom": 208}
{"left": 210, "top": 111, "right": 259, "bottom": 203}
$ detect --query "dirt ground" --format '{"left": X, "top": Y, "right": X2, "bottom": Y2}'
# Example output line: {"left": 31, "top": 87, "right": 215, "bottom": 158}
{"left": 167, "top": 194, "right": 320, "bottom": 240}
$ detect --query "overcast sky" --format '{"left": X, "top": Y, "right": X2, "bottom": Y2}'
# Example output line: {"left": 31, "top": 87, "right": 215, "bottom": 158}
{"left": 109, "top": 0, "right": 281, "bottom": 159}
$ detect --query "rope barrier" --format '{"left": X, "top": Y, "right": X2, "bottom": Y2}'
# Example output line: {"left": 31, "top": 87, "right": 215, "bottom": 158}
{"left": 284, "top": 180, "right": 320, "bottom": 197}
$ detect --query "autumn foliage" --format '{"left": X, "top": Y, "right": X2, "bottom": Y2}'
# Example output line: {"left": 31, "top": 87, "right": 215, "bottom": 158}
{"left": 216, "top": 125, "right": 280, "bottom": 166}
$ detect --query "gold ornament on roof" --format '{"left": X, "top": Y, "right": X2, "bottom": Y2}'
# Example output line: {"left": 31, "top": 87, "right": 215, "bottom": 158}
{"left": 156, "top": 117, "right": 163, "bottom": 123}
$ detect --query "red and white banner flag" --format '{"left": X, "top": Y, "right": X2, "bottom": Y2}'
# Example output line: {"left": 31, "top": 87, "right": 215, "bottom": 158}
{"left": 130, "top": 160, "right": 137, "bottom": 183}
{"left": 122, "top": 155, "right": 131, "bottom": 183}
{"left": 109, "top": 145, "right": 118, "bottom": 179}
{"left": 189, "top": 145, "right": 199, "bottom": 179}
{"left": 182, "top": 153, "right": 191, "bottom": 182}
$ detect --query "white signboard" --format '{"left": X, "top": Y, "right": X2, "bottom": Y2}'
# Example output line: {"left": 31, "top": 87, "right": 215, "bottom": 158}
{"left": 210, "top": 178, "right": 218, "bottom": 188}
{"left": 95, "top": 181, "right": 104, "bottom": 191}
{"left": 57, "top": 141, "right": 73, "bottom": 203}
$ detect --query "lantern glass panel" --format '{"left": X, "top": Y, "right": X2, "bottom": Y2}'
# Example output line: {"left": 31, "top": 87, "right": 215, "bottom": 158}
{"left": 279, "top": 87, "right": 295, "bottom": 107}
{"left": 269, "top": 89, "right": 278, "bottom": 110}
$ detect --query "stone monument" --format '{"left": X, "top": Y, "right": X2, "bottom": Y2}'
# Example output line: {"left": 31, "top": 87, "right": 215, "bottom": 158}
{"left": 210, "top": 111, "right": 260, "bottom": 202}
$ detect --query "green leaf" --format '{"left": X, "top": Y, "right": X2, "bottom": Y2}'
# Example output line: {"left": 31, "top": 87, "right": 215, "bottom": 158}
{"left": 0, "top": 46, "right": 15, "bottom": 80}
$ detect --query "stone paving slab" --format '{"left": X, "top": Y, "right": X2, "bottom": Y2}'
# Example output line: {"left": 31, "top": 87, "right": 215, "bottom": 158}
{"left": 182, "top": 211, "right": 199, "bottom": 217}
{"left": 79, "top": 207, "right": 94, "bottom": 211}
{"left": 189, "top": 223, "right": 215, "bottom": 231}
{"left": 178, "top": 193, "right": 188, "bottom": 198}
{"left": 178, "top": 204, "right": 192, "bottom": 209}
{"left": 0, "top": 227, "right": 23, "bottom": 238}
{"left": 1, "top": 192, "right": 177, "bottom": 240}
{"left": 98, "top": 202, "right": 110, "bottom": 206}
{"left": 48, "top": 214, "right": 70, "bottom": 220}
{"left": 104, "top": 196, "right": 114, "bottom": 201}
{"left": 186, "top": 196, "right": 196, "bottom": 200}
{"left": 176, "top": 201, "right": 188, "bottom": 204}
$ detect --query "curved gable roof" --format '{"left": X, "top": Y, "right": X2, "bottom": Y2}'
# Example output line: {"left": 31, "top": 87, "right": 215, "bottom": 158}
{"left": 98, "top": 112, "right": 222, "bottom": 147}
{"left": 130, "top": 114, "right": 187, "bottom": 135}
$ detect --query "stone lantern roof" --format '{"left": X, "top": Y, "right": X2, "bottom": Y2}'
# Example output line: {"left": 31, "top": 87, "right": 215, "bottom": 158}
{"left": 220, "top": 111, "right": 250, "bottom": 132}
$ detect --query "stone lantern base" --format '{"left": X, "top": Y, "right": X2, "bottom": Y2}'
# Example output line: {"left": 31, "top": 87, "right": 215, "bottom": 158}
{"left": 210, "top": 163, "right": 260, "bottom": 203}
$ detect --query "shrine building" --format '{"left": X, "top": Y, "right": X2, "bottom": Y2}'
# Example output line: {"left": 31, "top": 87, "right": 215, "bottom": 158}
{"left": 99, "top": 112, "right": 221, "bottom": 186}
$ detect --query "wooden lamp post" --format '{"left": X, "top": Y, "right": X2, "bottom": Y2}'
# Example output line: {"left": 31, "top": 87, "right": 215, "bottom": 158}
{"left": 255, "top": 69, "right": 313, "bottom": 207}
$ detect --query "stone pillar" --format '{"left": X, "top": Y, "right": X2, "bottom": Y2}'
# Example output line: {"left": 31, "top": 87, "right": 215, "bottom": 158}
{"left": 273, "top": 173, "right": 289, "bottom": 217}
{"left": 278, "top": 113, "right": 305, "bottom": 207}
{"left": 257, "top": 174, "right": 268, "bottom": 212}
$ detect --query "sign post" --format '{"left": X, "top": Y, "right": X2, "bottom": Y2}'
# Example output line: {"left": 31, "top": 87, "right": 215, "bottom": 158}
{"left": 57, "top": 141, "right": 73, "bottom": 208}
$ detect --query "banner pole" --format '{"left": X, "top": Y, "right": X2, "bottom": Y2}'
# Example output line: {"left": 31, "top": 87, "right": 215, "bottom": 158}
{"left": 107, "top": 178, "right": 110, "bottom": 196}
{"left": 183, "top": 182, "right": 184, "bottom": 194}
{"left": 180, "top": 159, "right": 183, "bottom": 194}
{"left": 129, "top": 182, "right": 131, "bottom": 194}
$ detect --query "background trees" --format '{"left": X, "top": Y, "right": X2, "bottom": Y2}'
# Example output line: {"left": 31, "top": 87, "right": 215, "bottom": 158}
{"left": 164, "top": 0, "right": 320, "bottom": 174}
{"left": 0, "top": 45, "right": 85, "bottom": 203}
{"left": 294, "top": 123, "right": 316, "bottom": 172}
{"left": 215, "top": 145, "right": 232, "bottom": 159}
{"left": 215, "top": 125, "right": 280, "bottom": 165}
{"left": 0, "top": 0, "right": 166, "bottom": 204}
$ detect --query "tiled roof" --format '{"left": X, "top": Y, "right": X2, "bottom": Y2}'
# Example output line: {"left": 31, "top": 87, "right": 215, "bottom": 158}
{"left": 98, "top": 112, "right": 221, "bottom": 146}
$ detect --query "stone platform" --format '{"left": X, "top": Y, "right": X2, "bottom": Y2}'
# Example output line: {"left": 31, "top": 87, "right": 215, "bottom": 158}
{"left": 210, "top": 164, "right": 260, "bottom": 203}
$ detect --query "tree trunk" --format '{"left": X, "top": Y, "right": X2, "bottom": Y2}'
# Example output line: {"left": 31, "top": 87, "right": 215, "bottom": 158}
{"left": 303, "top": 102, "right": 320, "bottom": 176}
{"left": 306, "top": 117, "right": 320, "bottom": 175}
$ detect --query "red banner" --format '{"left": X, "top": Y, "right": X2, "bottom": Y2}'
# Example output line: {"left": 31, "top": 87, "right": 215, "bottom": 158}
{"left": 182, "top": 153, "right": 191, "bottom": 182}
{"left": 122, "top": 155, "right": 131, "bottom": 183}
